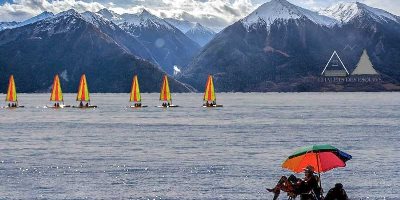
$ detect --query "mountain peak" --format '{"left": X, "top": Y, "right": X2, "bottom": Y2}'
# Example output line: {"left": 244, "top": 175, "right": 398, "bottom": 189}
{"left": 241, "top": 0, "right": 336, "bottom": 30}
{"left": 164, "top": 18, "right": 194, "bottom": 33}
{"left": 81, "top": 11, "right": 113, "bottom": 28}
{"left": 270, "top": 0, "right": 292, "bottom": 6}
{"left": 193, "top": 22, "right": 202, "bottom": 28}
{"left": 56, "top": 9, "right": 81, "bottom": 18}
{"left": 320, "top": 2, "right": 399, "bottom": 24}
{"left": 189, "top": 22, "right": 215, "bottom": 34}
{"left": 97, "top": 8, "right": 117, "bottom": 18}
{"left": 118, "top": 9, "right": 174, "bottom": 30}
{"left": 141, "top": 9, "right": 152, "bottom": 15}
{"left": 18, "top": 11, "right": 54, "bottom": 26}
{"left": 96, "top": 8, "right": 124, "bottom": 24}
{"left": 185, "top": 22, "right": 216, "bottom": 46}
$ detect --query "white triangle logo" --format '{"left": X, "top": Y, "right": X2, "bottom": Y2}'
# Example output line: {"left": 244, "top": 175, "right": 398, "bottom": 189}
{"left": 321, "top": 51, "right": 349, "bottom": 77}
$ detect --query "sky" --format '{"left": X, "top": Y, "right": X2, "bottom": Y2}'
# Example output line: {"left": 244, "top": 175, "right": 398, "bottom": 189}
{"left": 0, "top": 0, "right": 399, "bottom": 30}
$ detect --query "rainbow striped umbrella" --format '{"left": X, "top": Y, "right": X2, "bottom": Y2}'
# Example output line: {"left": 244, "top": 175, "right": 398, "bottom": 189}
{"left": 282, "top": 144, "right": 351, "bottom": 173}
{"left": 282, "top": 145, "right": 352, "bottom": 189}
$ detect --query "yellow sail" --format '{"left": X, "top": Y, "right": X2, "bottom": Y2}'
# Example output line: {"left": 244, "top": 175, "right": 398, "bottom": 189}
{"left": 159, "top": 75, "right": 171, "bottom": 102}
{"left": 203, "top": 75, "right": 216, "bottom": 101}
{"left": 6, "top": 75, "right": 17, "bottom": 102}
{"left": 50, "top": 74, "right": 63, "bottom": 102}
{"left": 129, "top": 75, "right": 141, "bottom": 102}
{"left": 76, "top": 74, "right": 90, "bottom": 102}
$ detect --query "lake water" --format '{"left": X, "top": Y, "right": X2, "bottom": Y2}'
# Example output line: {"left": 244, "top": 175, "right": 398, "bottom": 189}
{"left": 0, "top": 93, "right": 399, "bottom": 199}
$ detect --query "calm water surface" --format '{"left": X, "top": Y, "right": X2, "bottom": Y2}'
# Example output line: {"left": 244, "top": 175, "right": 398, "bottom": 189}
{"left": 0, "top": 93, "right": 399, "bottom": 199}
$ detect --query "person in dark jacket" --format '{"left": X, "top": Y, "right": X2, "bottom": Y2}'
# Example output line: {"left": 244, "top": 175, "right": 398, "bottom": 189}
{"left": 267, "top": 166, "right": 319, "bottom": 200}
{"left": 325, "top": 183, "right": 349, "bottom": 200}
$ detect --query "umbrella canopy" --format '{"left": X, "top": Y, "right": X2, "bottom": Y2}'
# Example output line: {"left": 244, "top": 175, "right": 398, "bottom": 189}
{"left": 282, "top": 145, "right": 352, "bottom": 173}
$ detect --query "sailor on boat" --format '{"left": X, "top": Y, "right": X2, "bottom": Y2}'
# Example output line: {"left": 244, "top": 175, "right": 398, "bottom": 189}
{"left": 74, "top": 74, "right": 97, "bottom": 108}
{"left": 5, "top": 75, "right": 23, "bottom": 108}
{"left": 129, "top": 75, "right": 147, "bottom": 108}
{"left": 158, "top": 75, "right": 178, "bottom": 108}
{"left": 48, "top": 74, "right": 70, "bottom": 108}
{"left": 202, "top": 75, "right": 223, "bottom": 107}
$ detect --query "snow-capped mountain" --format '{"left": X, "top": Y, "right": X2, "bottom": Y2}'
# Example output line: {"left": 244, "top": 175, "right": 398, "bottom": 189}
{"left": 97, "top": 9, "right": 175, "bottom": 30}
{"left": 0, "top": 9, "right": 189, "bottom": 93}
{"left": 19, "top": 11, "right": 54, "bottom": 27}
{"left": 96, "top": 8, "right": 200, "bottom": 74}
{"left": 164, "top": 18, "right": 194, "bottom": 33}
{"left": 181, "top": 0, "right": 400, "bottom": 92}
{"left": 0, "top": 21, "right": 18, "bottom": 31}
{"left": 185, "top": 23, "right": 216, "bottom": 46}
{"left": 241, "top": 0, "right": 337, "bottom": 30}
{"left": 80, "top": 11, "right": 156, "bottom": 62}
{"left": 96, "top": 8, "right": 124, "bottom": 24}
{"left": 0, "top": 11, "right": 54, "bottom": 31}
{"left": 320, "top": 2, "right": 400, "bottom": 24}
{"left": 81, "top": 11, "right": 116, "bottom": 28}
{"left": 119, "top": 9, "right": 174, "bottom": 30}
{"left": 164, "top": 18, "right": 217, "bottom": 46}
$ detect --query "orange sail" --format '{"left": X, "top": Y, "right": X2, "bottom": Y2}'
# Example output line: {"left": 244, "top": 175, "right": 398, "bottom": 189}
{"left": 159, "top": 75, "right": 171, "bottom": 102}
{"left": 50, "top": 74, "right": 63, "bottom": 102}
{"left": 6, "top": 75, "right": 17, "bottom": 102}
{"left": 129, "top": 75, "right": 141, "bottom": 102}
{"left": 76, "top": 74, "right": 90, "bottom": 102}
{"left": 203, "top": 75, "right": 216, "bottom": 102}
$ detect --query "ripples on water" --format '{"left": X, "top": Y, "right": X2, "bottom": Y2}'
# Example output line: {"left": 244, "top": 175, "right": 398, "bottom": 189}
{"left": 0, "top": 93, "right": 399, "bottom": 199}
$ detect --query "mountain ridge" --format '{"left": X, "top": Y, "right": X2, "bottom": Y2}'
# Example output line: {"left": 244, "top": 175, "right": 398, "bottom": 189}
{"left": 0, "top": 9, "right": 191, "bottom": 93}
{"left": 180, "top": 0, "right": 400, "bottom": 92}
{"left": 95, "top": 8, "right": 201, "bottom": 74}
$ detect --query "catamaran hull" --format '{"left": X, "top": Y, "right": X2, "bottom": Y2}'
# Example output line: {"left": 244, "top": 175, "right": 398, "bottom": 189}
{"left": 129, "top": 105, "right": 148, "bottom": 108}
{"left": 72, "top": 105, "right": 98, "bottom": 108}
{"left": 156, "top": 105, "right": 179, "bottom": 108}
{"left": 3, "top": 106, "right": 24, "bottom": 109}
{"left": 45, "top": 105, "right": 71, "bottom": 108}
{"left": 202, "top": 105, "right": 223, "bottom": 108}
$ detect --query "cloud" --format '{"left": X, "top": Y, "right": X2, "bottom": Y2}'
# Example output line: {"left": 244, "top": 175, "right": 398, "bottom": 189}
{"left": 292, "top": 0, "right": 400, "bottom": 15}
{"left": 0, "top": 0, "right": 104, "bottom": 21}
{"left": 0, "top": 0, "right": 399, "bottom": 30}
{"left": 0, "top": 0, "right": 255, "bottom": 31}
{"left": 362, "top": 0, "right": 400, "bottom": 16}
{"left": 107, "top": 0, "right": 255, "bottom": 31}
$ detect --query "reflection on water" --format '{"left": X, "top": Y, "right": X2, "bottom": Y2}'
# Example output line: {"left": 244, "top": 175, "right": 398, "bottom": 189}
{"left": 0, "top": 93, "right": 399, "bottom": 199}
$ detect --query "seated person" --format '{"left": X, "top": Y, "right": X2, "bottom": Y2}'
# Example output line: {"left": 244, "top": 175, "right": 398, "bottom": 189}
{"left": 325, "top": 183, "right": 348, "bottom": 200}
{"left": 267, "top": 166, "right": 319, "bottom": 200}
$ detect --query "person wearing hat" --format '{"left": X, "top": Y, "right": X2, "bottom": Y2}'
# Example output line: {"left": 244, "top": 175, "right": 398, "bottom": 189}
{"left": 266, "top": 165, "right": 320, "bottom": 200}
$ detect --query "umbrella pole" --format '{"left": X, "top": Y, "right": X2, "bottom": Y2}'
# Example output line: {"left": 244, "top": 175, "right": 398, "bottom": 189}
{"left": 316, "top": 153, "right": 323, "bottom": 195}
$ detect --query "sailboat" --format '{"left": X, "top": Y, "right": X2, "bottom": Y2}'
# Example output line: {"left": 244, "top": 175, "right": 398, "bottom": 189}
{"left": 202, "top": 75, "right": 223, "bottom": 107}
{"left": 48, "top": 74, "right": 70, "bottom": 108}
{"left": 5, "top": 75, "right": 24, "bottom": 108}
{"left": 129, "top": 75, "right": 147, "bottom": 108}
{"left": 73, "top": 74, "right": 97, "bottom": 108}
{"left": 157, "top": 75, "right": 178, "bottom": 108}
